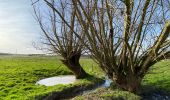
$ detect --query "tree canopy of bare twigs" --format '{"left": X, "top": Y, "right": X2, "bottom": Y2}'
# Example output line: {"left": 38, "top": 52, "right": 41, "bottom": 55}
{"left": 40, "top": 0, "right": 170, "bottom": 92}
{"left": 32, "top": 0, "right": 89, "bottom": 79}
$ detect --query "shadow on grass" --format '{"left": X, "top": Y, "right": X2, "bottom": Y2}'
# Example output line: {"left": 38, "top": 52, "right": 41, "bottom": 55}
{"left": 107, "top": 81, "right": 170, "bottom": 100}
{"left": 139, "top": 84, "right": 170, "bottom": 100}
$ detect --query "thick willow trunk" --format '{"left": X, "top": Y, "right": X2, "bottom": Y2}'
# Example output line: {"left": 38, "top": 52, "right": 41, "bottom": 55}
{"left": 61, "top": 53, "right": 88, "bottom": 79}
{"left": 113, "top": 74, "right": 142, "bottom": 93}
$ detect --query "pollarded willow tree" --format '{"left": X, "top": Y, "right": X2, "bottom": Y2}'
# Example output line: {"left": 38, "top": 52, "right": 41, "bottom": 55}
{"left": 32, "top": 0, "right": 89, "bottom": 79}
{"left": 44, "top": 0, "right": 170, "bottom": 92}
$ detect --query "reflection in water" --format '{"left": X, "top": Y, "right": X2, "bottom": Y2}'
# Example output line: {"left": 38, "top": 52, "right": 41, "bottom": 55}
{"left": 36, "top": 75, "right": 76, "bottom": 86}
{"left": 80, "top": 76, "right": 112, "bottom": 95}
{"left": 102, "top": 76, "right": 112, "bottom": 87}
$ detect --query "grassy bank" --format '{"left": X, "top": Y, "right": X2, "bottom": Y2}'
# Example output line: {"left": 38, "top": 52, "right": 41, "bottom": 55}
{"left": 142, "top": 59, "right": 170, "bottom": 92}
{"left": 0, "top": 55, "right": 103, "bottom": 100}
{"left": 0, "top": 55, "right": 169, "bottom": 99}
{"left": 73, "top": 59, "right": 170, "bottom": 100}
{"left": 72, "top": 88, "right": 141, "bottom": 100}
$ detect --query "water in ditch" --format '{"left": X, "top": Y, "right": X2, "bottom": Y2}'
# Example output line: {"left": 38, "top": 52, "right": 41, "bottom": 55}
{"left": 36, "top": 75, "right": 170, "bottom": 100}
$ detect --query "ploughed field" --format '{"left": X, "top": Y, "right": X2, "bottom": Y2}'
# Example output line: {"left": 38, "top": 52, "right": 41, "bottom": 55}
{"left": 0, "top": 55, "right": 169, "bottom": 99}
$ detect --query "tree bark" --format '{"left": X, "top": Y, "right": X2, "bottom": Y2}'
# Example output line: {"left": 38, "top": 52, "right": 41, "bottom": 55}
{"left": 61, "top": 53, "right": 89, "bottom": 79}
{"left": 114, "top": 74, "right": 142, "bottom": 93}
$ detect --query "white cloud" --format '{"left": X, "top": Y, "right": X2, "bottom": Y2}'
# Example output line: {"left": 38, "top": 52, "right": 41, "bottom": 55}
{"left": 0, "top": 0, "right": 44, "bottom": 54}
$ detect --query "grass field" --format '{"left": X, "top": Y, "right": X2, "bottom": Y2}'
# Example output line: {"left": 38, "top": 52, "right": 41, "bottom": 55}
{"left": 143, "top": 59, "right": 170, "bottom": 91}
{"left": 0, "top": 55, "right": 169, "bottom": 100}
{"left": 73, "top": 59, "right": 170, "bottom": 100}
{"left": 0, "top": 55, "right": 103, "bottom": 100}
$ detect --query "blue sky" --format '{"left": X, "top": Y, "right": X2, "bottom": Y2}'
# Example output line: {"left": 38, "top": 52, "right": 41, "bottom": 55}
{"left": 0, "top": 0, "right": 43, "bottom": 54}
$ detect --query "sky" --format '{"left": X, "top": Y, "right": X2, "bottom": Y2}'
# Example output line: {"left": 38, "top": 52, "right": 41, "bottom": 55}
{"left": 0, "top": 0, "right": 44, "bottom": 54}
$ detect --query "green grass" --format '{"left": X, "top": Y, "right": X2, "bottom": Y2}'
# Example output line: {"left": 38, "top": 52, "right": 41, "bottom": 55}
{"left": 0, "top": 55, "right": 170, "bottom": 100}
{"left": 142, "top": 59, "right": 170, "bottom": 92}
{"left": 72, "top": 88, "right": 141, "bottom": 100}
{"left": 73, "top": 59, "right": 170, "bottom": 100}
{"left": 0, "top": 55, "right": 103, "bottom": 100}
